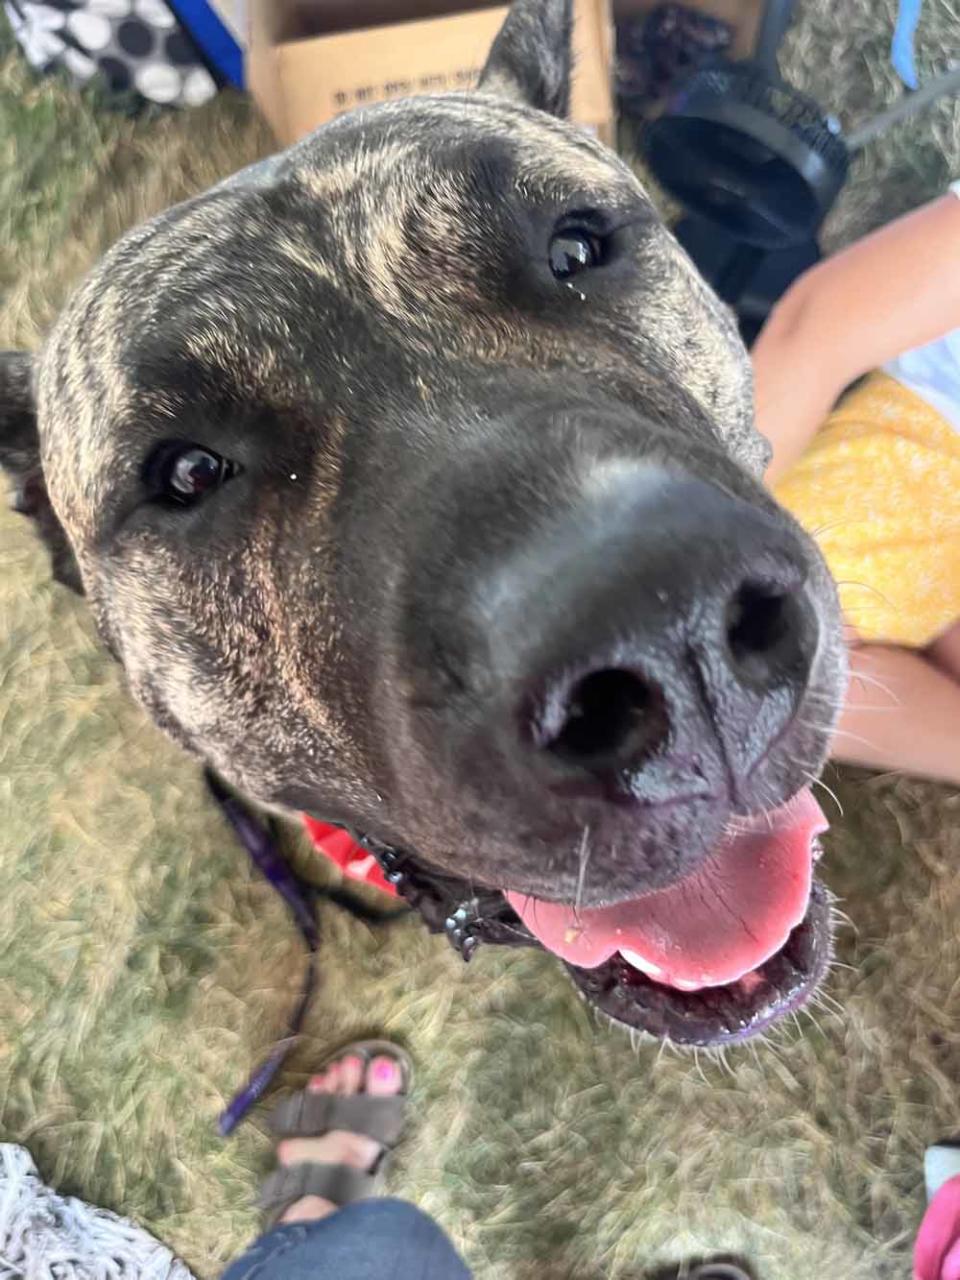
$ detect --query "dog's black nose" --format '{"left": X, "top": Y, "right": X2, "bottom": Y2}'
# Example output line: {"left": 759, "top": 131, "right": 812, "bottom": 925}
{"left": 535, "top": 580, "right": 813, "bottom": 775}
{"left": 482, "top": 465, "right": 819, "bottom": 796}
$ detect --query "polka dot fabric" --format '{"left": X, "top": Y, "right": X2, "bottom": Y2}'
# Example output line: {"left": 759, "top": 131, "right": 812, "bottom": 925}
{"left": 5, "top": 0, "right": 219, "bottom": 108}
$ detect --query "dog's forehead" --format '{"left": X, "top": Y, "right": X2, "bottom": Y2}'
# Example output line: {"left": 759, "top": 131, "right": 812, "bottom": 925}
{"left": 283, "top": 93, "right": 629, "bottom": 195}
{"left": 37, "top": 93, "right": 749, "bottom": 542}
{"left": 45, "top": 93, "right": 640, "bottom": 395}
{"left": 38, "top": 108, "right": 625, "bottom": 432}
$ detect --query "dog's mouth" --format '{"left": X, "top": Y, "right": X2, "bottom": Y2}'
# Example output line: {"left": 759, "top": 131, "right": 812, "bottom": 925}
{"left": 564, "top": 872, "right": 830, "bottom": 1046}
{"left": 504, "top": 789, "right": 830, "bottom": 1045}
{"left": 368, "top": 788, "right": 831, "bottom": 1048}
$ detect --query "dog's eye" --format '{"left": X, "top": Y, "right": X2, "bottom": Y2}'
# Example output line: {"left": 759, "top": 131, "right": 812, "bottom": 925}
{"left": 144, "top": 441, "right": 241, "bottom": 506}
{"left": 549, "top": 229, "right": 603, "bottom": 279}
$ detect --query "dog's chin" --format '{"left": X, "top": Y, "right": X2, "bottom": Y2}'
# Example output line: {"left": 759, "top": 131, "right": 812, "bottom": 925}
{"left": 356, "top": 799, "right": 834, "bottom": 1050}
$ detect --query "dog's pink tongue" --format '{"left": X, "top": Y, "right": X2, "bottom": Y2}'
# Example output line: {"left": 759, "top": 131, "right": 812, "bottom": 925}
{"left": 505, "top": 790, "right": 826, "bottom": 991}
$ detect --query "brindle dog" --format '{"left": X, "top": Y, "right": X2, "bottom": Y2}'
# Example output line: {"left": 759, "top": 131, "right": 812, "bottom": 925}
{"left": 0, "top": 0, "right": 846, "bottom": 1047}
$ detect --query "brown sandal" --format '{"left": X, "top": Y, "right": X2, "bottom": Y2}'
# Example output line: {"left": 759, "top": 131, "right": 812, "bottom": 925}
{"left": 258, "top": 1040, "right": 413, "bottom": 1228}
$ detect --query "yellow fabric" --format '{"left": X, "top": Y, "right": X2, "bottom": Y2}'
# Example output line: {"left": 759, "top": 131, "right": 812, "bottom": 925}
{"left": 774, "top": 371, "right": 960, "bottom": 648}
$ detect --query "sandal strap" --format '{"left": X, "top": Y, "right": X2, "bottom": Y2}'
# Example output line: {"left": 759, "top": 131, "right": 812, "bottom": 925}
{"left": 269, "top": 1091, "right": 406, "bottom": 1147}
{"left": 258, "top": 1161, "right": 378, "bottom": 1223}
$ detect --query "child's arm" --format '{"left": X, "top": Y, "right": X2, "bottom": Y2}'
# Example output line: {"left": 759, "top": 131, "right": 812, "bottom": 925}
{"left": 753, "top": 190, "right": 960, "bottom": 484}
{"left": 833, "top": 634, "right": 960, "bottom": 786}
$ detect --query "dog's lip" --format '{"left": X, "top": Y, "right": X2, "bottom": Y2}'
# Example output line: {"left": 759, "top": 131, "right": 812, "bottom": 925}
{"left": 562, "top": 872, "right": 832, "bottom": 1046}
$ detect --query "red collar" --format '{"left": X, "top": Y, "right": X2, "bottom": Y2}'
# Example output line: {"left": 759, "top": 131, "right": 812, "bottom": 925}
{"left": 301, "top": 814, "right": 399, "bottom": 896}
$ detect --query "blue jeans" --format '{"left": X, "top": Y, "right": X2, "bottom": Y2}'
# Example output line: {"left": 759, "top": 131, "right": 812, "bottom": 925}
{"left": 221, "top": 1199, "right": 472, "bottom": 1280}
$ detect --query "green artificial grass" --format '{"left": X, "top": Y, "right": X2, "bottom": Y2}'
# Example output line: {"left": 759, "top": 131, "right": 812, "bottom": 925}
{"left": 1, "top": 4, "right": 959, "bottom": 1276}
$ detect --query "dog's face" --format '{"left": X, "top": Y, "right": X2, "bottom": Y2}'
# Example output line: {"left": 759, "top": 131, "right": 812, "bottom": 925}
{"left": 1, "top": 0, "right": 846, "bottom": 1047}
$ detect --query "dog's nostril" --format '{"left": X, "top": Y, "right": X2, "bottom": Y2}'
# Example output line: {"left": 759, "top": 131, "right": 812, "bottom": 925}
{"left": 727, "top": 584, "right": 789, "bottom": 657}
{"left": 725, "top": 582, "right": 808, "bottom": 686}
{"left": 546, "top": 669, "right": 668, "bottom": 768}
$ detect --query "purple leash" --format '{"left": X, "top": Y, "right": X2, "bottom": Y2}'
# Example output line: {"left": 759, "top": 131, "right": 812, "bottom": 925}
{"left": 203, "top": 768, "right": 406, "bottom": 1136}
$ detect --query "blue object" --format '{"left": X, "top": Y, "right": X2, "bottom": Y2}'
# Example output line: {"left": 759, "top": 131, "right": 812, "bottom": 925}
{"left": 926, "top": 1143, "right": 960, "bottom": 1202}
{"left": 167, "top": 0, "right": 244, "bottom": 88}
{"left": 891, "top": 0, "right": 923, "bottom": 91}
{"left": 221, "top": 1201, "right": 473, "bottom": 1280}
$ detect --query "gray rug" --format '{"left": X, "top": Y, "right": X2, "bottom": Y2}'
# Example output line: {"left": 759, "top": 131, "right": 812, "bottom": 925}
{"left": 0, "top": 1146, "right": 194, "bottom": 1280}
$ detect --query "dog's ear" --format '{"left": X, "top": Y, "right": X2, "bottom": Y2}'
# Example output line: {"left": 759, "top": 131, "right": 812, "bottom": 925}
{"left": 478, "top": 0, "right": 573, "bottom": 117}
{"left": 0, "top": 351, "right": 83, "bottom": 594}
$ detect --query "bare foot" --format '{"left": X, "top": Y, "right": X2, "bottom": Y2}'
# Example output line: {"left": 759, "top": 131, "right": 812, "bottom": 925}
{"left": 276, "top": 1051, "right": 404, "bottom": 1224}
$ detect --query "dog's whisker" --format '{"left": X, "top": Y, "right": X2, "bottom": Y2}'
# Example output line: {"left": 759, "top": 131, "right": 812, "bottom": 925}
{"left": 573, "top": 825, "right": 592, "bottom": 920}
{"left": 805, "top": 678, "right": 901, "bottom": 716}
{"left": 795, "top": 717, "right": 838, "bottom": 733}
{"left": 810, "top": 774, "right": 844, "bottom": 818}
{"left": 816, "top": 992, "right": 844, "bottom": 1028}
{"left": 832, "top": 578, "right": 900, "bottom": 614}
{"left": 759, "top": 1024, "right": 781, "bottom": 1058}
{"left": 830, "top": 906, "right": 859, "bottom": 936}
{"left": 797, "top": 719, "right": 878, "bottom": 752}
{"left": 520, "top": 894, "right": 537, "bottom": 933}
{"left": 813, "top": 988, "right": 845, "bottom": 1017}
{"left": 847, "top": 668, "right": 900, "bottom": 704}
{"left": 807, "top": 517, "right": 861, "bottom": 540}
{"left": 803, "top": 1002, "right": 829, "bottom": 1041}
{"left": 842, "top": 702, "right": 899, "bottom": 715}
{"left": 692, "top": 1046, "right": 712, "bottom": 1086}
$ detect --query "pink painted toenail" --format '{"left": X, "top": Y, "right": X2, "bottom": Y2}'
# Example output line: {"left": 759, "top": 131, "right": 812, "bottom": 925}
{"left": 373, "top": 1060, "right": 399, "bottom": 1084}
{"left": 342, "top": 1055, "right": 363, "bottom": 1073}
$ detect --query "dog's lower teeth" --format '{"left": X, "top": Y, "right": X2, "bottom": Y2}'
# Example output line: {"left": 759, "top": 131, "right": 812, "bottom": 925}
{"left": 620, "top": 948, "right": 664, "bottom": 979}
{"left": 620, "top": 950, "right": 711, "bottom": 992}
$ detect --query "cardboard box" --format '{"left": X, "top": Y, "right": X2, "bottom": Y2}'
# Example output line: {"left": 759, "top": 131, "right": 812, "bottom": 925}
{"left": 247, "top": 0, "right": 614, "bottom": 148}
{"left": 613, "top": 0, "right": 764, "bottom": 59}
